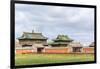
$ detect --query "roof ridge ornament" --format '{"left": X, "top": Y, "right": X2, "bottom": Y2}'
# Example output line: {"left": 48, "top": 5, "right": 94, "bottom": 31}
{"left": 32, "top": 30, "right": 34, "bottom": 33}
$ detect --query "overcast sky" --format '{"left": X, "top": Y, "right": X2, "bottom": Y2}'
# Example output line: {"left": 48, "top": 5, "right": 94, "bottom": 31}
{"left": 15, "top": 4, "right": 94, "bottom": 46}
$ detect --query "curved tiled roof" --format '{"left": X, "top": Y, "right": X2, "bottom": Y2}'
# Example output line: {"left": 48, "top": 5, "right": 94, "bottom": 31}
{"left": 53, "top": 35, "right": 73, "bottom": 41}
{"left": 68, "top": 41, "right": 83, "bottom": 47}
{"left": 89, "top": 42, "right": 94, "bottom": 47}
{"left": 51, "top": 35, "right": 73, "bottom": 46}
{"left": 18, "top": 32, "right": 47, "bottom": 40}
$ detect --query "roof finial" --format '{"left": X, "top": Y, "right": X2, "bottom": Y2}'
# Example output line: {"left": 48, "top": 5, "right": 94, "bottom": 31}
{"left": 32, "top": 29, "right": 34, "bottom": 33}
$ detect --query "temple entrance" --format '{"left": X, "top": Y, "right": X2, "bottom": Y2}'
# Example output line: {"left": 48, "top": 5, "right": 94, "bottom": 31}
{"left": 37, "top": 47, "right": 44, "bottom": 53}
{"left": 72, "top": 47, "right": 82, "bottom": 52}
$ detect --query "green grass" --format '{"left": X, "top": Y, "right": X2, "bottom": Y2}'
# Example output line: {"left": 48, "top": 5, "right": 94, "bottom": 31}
{"left": 15, "top": 54, "right": 94, "bottom": 66}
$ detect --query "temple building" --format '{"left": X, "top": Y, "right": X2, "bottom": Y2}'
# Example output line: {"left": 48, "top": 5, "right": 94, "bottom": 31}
{"left": 51, "top": 35, "right": 73, "bottom": 47}
{"left": 89, "top": 42, "right": 94, "bottom": 47}
{"left": 68, "top": 41, "right": 83, "bottom": 53}
{"left": 17, "top": 31, "right": 48, "bottom": 53}
{"left": 15, "top": 30, "right": 94, "bottom": 54}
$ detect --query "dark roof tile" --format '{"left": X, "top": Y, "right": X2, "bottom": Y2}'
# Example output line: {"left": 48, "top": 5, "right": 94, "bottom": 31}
{"left": 18, "top": 32, "right": 47, "bottom": 40}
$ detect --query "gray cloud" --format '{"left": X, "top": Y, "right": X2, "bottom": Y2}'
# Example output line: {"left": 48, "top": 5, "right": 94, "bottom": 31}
{"left": 15, "top": 4, "right": 94, "bottom": 45}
